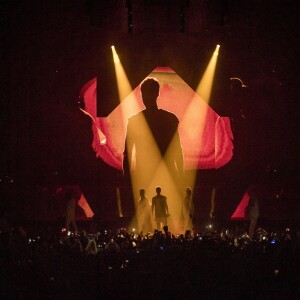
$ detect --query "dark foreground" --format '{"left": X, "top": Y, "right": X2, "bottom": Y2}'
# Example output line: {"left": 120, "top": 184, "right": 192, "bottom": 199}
{"left": 1, "top": 223, "right": 299, "bottom": 300}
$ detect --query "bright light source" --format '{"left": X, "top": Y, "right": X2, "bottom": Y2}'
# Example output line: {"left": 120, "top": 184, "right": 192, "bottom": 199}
{"left": 214, "top": 45, "right": 220, "bottom": 56}
{"left": 196, "top": 44, "right": 220, "bottom": 102}
{"left": 111, "top": 46, "right": 120, "bottom": 64}
{"left": 111, "top": 45, "right": 132, "bottom": 100}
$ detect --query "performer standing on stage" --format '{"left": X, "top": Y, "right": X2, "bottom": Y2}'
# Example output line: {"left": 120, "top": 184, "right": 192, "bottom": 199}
{"left": 152, "top": 186, "right": 169, "bottom": 231}
{"left": 137, "top": 189, "right": 152, "bottom": 234}
{"left": 181, "top": 187, "right": 194, "bottom": 232}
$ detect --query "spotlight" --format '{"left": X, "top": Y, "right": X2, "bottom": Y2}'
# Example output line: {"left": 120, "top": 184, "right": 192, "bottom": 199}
{"left": 214, "top": 45, "right": 220, "bottom": 56}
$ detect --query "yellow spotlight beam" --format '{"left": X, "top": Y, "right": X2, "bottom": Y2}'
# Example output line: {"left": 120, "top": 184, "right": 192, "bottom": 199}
{"left": 111, "top": 45, "right": 133, "bottom": 101}
{"left": 167, "top": 45, "right": 220, "bottom": 213}
{"left": 112, "top": 46, "right": 180, "bottom": 232}
{"left": 196, "top": 44, "right": 220, "bottom": 103}
{"left": 111, "top": 45, "right": 220, "bottom": 233}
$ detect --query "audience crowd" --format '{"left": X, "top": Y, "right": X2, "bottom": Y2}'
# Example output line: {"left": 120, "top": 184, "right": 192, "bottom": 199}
{"left": 1, "top": 222, "right": 299, "bottom": 299}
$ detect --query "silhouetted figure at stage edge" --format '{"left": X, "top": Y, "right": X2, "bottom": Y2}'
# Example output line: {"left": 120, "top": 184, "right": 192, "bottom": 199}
{"left": 59, "top": 96, "right": 119, "bottom": 226}
{"left": 124, "top": 77, "right": 184, "bottom": 187}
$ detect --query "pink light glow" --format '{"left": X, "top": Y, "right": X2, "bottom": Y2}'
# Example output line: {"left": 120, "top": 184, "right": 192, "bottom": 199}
{"left": 54, "top": 185, "right": 94, "bottom": 218}
{"left": 77, "top": 194, "right": 94, "bottom": 218}
{"left": 231, "top": 192, "right": 250, "bottom": 220}
{"left": 80, "top": 67, "right": 234, "bottom": 170}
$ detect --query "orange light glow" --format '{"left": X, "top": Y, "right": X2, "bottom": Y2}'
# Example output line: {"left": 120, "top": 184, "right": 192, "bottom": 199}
{"left": 111, "top": 44, "right": 223, "bottom": 233}
{"left": 180, "top": 45, "right": 221, "bottom": 195}
{"left": 111, "top": 47, "right": 180, "bottom": 232}
{"left": 111, "top": 45, "right": 132, "bottom": 101}
{"left": 196, "top": 44, "right": 220, "bottom": 103}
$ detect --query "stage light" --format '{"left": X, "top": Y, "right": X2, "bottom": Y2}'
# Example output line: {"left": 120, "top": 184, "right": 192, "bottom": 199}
{"left": 214, "top": 45, "right": 220, "bottom": 56}
{"left": 196, "top": 44, "right": 220, "bottom": 103}
{"left": 111, "top": 45, "right": 121, "bottom": 64}
{"left": 122, "top": 73, "right": 185, "bottom": 234}
{"left": 175, "top": 45, "right": 221, "bottom": 198}
{"left": 112, "top": 60, "right": 225, "bottom": 234}
{"left": 111, "top": 49, "right": 177, "bottom": 232}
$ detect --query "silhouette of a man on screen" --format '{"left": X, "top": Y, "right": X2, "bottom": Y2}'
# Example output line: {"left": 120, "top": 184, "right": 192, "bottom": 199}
{"left": 124, "top": 77, "right": 183, "bottom": 186}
